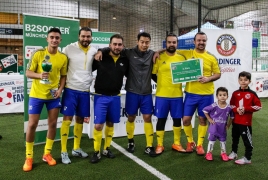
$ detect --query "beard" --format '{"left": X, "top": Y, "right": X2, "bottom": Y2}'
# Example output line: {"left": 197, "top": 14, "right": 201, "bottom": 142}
{"left": 110, "top": 49, "right": 121, "bottom": 56}
{"left": 166, "top": 46, "right": 176, "bottom": 53}
{"left": 79, "top": 40, "right": 91, "bottom": 47}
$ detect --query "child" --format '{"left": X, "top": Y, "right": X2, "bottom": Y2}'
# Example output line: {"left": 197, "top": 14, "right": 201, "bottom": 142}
{"left": 228, "top": 71, "right": 262, "bottom": 165}
{"left": 203, "top": 87, "right": 234, "bottom": 161}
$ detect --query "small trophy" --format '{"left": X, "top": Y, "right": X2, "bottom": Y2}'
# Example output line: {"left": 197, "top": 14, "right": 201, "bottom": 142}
{"left": 40, "top": 55, "right": 52, "bottom": 84}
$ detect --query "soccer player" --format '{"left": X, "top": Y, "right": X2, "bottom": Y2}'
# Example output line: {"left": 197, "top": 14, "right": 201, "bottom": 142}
{"left": 95, "top": 32, "right": 157, "bottom": 157}
{"left": 228, "top": 71, "right": 262, "bottom": 165}
{"left": 154, "top": 31, "right": 221, "bottom": 155}
{"left": 23, "top": 28, "right": 68, "bottom": 172}
{"left": 60, "top": 27, "right": 97, "bottom": 164}
{"left": 152, "top": 33, "right": 186, "bottom": 155}
{"left": 90, "top": 34, "right": 129, "bottom": 163}
{"left": 203, "top": 87, "right": 234, "bottom": 161}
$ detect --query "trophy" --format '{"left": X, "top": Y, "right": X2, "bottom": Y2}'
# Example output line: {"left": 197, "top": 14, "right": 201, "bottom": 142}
{"left": 40, "top": 55, "right": 52, "bottom": 84}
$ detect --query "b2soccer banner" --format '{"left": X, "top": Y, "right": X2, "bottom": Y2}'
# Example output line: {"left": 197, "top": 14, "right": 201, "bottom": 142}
{"left": 23, "top": 14, "right": 79, "bottom": 144}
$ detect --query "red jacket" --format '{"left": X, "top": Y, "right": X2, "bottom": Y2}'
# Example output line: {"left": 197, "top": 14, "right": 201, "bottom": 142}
{"left": 230, "top": 87, "right": 262, "bottom": 126}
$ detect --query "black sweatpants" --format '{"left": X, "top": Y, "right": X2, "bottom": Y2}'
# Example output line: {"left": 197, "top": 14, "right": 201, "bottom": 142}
{"left": 231, "top": 123, "right": 253, "bottom": 160}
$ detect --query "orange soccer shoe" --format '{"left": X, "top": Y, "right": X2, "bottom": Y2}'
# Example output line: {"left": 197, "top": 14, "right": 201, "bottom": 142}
{"left": 196, "top": 145, "right": 205, "bottom": 155}
{"left": 23, "top": 158, "right": 33, "bottom": 172}
{"left": 42, "top": 154, "right": 56, "bottom": 166}
{"left": 186, "top": 142, "right": 196, "bottom": 153}
{"left": 155, "top": 145, "right": 164, "bottom": 155}
{"left": 172, "top": 144, "right": 186, "bottom": 153}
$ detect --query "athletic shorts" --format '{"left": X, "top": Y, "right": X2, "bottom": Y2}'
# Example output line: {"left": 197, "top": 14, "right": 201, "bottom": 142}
{"left": 28, "top": 97, "right": 61, "bottom": 114}
{"left": 60, "top": 88, "right": 90, "bottom": 117}
{"left": 208, "top": 133, "right": 226, "bottom": 142}
{"left": 154, "top": 97, "right": 183, "bottom": 118}
{"left": 125, "top": 91, "right": 153, "bottom": 115}
{"left": 183, "top": 92, "right": 214, "bottom": 117}
{"left": 94, "top": 94, "right": 121, "bottom": 124}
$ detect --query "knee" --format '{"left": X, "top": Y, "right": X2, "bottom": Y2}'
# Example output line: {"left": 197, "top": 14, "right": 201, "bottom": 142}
{"left": 106, "top": 121, "right": 114, "bottom": 127}
{"left": 127, "top": 115, "right": 136, "bottom": 122}
{"left": 143, "top": 115, "right": 152, "bottom": 122}
{"left": 182, "top": 116, "right": 191, "bottom": 126}
{"left": 95, "top": 124, "right": 103, "bottom": 131}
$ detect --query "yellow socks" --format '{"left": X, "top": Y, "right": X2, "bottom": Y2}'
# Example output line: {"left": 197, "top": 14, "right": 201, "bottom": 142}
{"left": 173, "top": 126, "right": 182, "bottom": 145}
{"left": 144, "top": 122, "right": 154, "bottom": 147}
{"left": 93, "top": 128, "right": 103, "bottom": 152}
{"left": 60, "top": 120, "right": 71, "bottom": 152}
{"left": 156, "top": 130, "right": 164, "bottom": 146}
{"left": 26, "top": 142, "right": 34, "bottom": 158}
{"left": 197, "top": 124, "right": 208, "bottom": 146}
{"left": 183, "top": 124, "right": 193, "bottom": 143}
{"left": 73, "top": 122, "right": 83, "bottom": 150}
{"left": 104, "top": 126, "right": 114, "bottom": 149}
{"left": 44, "top": 138, "right": 54, "bottom": 155}
{"left": 126, "top": 120, "right": 135, "bottom": 139}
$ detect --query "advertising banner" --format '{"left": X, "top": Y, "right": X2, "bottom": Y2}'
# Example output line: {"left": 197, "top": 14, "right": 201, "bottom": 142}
{"left": 203, "top": 29, "right": 252, "bottom": 101}
{"left": 0, "top": 54, "right": 18, "bottom": 73}
{"left": 23, "top": 14, "right": 79, "bottom": 144}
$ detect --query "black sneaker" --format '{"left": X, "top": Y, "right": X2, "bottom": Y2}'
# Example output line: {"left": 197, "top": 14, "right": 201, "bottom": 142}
{"left": 144, "top": 147, "right": 157, "bottom": 157}
{"left": 90, "top": 151, "right": 101, "bottom": 163}
{"left": 126, "top": 139, "right": 135, "bottom": 153}
{"left": 102, "top": 148, "right": 115, "bottom": 158}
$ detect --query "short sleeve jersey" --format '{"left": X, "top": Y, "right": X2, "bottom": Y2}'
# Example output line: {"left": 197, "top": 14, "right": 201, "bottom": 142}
{"left": 152, "top": 52, "right": 185, "bottom": 97}
{"left": 177, "top": 49, "right": 220, "bottom": 95}
{"left": 27, "top": 48, "right": 68, "bottom": 99}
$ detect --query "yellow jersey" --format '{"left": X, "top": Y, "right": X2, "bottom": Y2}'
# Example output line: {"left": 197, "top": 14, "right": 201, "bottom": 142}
{"left": 27, "top": 48, "right": 68, "bottom": 99}
{"left": 177, "top": 49, "right": 220, "bottom": 95}
{"left": 152, "top": 51, "right": 186, "bottom": 97}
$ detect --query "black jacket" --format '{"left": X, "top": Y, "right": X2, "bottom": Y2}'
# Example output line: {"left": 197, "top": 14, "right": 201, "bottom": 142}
{"left": 92, "top": 52, "right": 129, "bottom": 96}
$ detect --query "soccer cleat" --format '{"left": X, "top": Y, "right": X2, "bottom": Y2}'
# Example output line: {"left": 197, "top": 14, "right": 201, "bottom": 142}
{"left": 186, "top": 142, "right": 196, "bottom": 153}
{"left": 126, "top": 139, "right": 135, "bottom": 153}
{"left": 42, "top": 154, "right": 56, "bottom": 166}
{"left": 205, "top": 152, "right": 213, "bottom": 161}
{"left": 228, "top": 151, "right": 238, "bottom": 160}
{"left": 102, "top": 148, "right": 115, "bottom": 158}
{"left": 172, "top": 144, "right": 186, "bottom": 153}
{"left": 221, "top": 153, "right": 229, "bottom": 162}
{"left": 72, "top": 148, "right": 88, "bottom": 158}
{"left": 144, "top": 147, "right": 157, "bottom": 157}
{"left": 61, "top": 152, "right": 71, "bottom": 164}
{"left": 196, "top": 145, "right": 205, "bottom": 155}
{"left": 23, "top": 158, "right": 33, "bottom": 172}
{"left": 155, "top": 145, "right": 164, "bottom": 155}
{"left": 90, "top": 151, "right": 101, "bottom": 163}
{"left": 235, "top": 157, "right": 251, "bottom": 165}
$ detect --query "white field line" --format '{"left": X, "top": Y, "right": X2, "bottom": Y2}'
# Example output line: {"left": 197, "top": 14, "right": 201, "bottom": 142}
{"left": 111, "top": 141, "right": 171, "bottom": 180}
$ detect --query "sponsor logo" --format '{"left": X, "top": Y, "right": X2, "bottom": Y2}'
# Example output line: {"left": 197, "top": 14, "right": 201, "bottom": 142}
{"left": 245, "top": 94, "right": 251, "bottom": 99}
{"left": 216, "top": 34, "right": 237, "bottom": 56}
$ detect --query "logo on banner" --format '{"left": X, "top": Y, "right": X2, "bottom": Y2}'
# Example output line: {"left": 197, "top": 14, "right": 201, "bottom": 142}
{"left": 0, "top": 55, "right": 17, "bottom": 68}
{"left": 0, "top": 88, "right": 13, "bottom": 105}
{"left": 216, "top": 34, "right": 237, "bottom": 56}
{"left": 25, "top": 46, "right": 43, "bottom": 59}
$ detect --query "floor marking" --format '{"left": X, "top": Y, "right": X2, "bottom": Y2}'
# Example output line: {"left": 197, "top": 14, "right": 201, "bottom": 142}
{"left": 111, "top": 141, "right": 171, "bottom": 180}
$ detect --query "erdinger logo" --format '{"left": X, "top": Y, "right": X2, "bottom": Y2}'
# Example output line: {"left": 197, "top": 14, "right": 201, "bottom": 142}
{"left": 216, "top": 34, "right": 237, "bottom": 56}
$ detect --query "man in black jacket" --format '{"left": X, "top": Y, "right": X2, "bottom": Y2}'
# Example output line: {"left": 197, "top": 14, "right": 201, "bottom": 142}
{"left": 90, "top": 34, "right": 129, "bottom": 163}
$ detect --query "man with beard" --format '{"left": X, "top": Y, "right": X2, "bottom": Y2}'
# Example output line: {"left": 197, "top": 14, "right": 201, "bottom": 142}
{"left": 60, "top": 27, "right": 97, "bottom": 164}
{"left": 154, "top": 32, "right": 221, "bottom": 156}
{"left": 90, "top": 34, "right": 129, "bottom": 163}
{"left": 152, "top": 33, "right": 186, "bottom": 155}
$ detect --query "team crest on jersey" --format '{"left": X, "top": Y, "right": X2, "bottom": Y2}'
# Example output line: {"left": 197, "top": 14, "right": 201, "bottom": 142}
{"left": 245, "top": 94, "right": 251, "bottom": 99}
{"left": 216, "top": 34, "right": 237, "bottom": 56}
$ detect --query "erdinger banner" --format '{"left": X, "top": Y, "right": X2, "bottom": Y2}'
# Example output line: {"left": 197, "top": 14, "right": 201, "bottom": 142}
{"left": 203, "top": 29, "right": 252, "bottom": 100}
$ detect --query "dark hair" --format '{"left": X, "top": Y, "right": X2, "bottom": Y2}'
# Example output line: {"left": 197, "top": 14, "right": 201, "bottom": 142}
{"left": 216, "top": 87, "right": 228, "bottom": 96}
{"left": 239, "top": 71, "right": 251, "bottom": 81}
{"left": 165, "top": 32, "right": 178, "bottom": 42}
{"left": 137, "top": 32, "right": 151, "bottom": 41}
{"left": 110, "top": 34, "right": 124, "bottom": 43}
{"left": 194, "top": 31, "right": 207, "bottom": 41}
{"left": 47, "top": 27, "right": 61, "bottom": 35}
{"left": 79, "top": 27, "right": 92, "bottom": 36}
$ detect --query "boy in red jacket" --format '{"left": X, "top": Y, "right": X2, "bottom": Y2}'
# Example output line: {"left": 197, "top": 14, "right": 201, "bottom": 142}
{"left": 228, "top": 71, "right": 262, "bottom": 164}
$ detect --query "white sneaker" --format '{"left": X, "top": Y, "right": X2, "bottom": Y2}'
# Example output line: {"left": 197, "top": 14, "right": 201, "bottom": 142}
{"left": 61, "top": 152, "right": 71, "bottom": 164}
{"left": 72, "top": 148, "right": 88, "bottom": 158}
{"left": 228, "top": 151, "right": 238, "bottom": 160}
{"left": 235, "top": 157, "right": 251, "bottom": 165}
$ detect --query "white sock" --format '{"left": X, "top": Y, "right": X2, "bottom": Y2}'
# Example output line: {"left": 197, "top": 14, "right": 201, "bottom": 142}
{"left": 207, "top": 141, "right": 215, "bottom": 153}
{"left": 220, "top": 141, "right": 226, "bottom": 153}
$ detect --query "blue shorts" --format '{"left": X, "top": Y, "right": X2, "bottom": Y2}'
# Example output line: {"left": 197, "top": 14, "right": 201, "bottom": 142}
{"left": 94, "top": 94, "right": 121, "bottom": 124}
{"left": 28, "top": 97, "right": 61, "bottom": 114}
{"left": 183, "top": 92, "right": 214, "bottom": 118}
{"left": 60, "top": 88, "right": 90, "bottom": 117}
{"left": 125, "top": 91, "right": 153, "bottom": 115}
{"left": 154, "top": 97, "right": 183, "bottom": 118}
